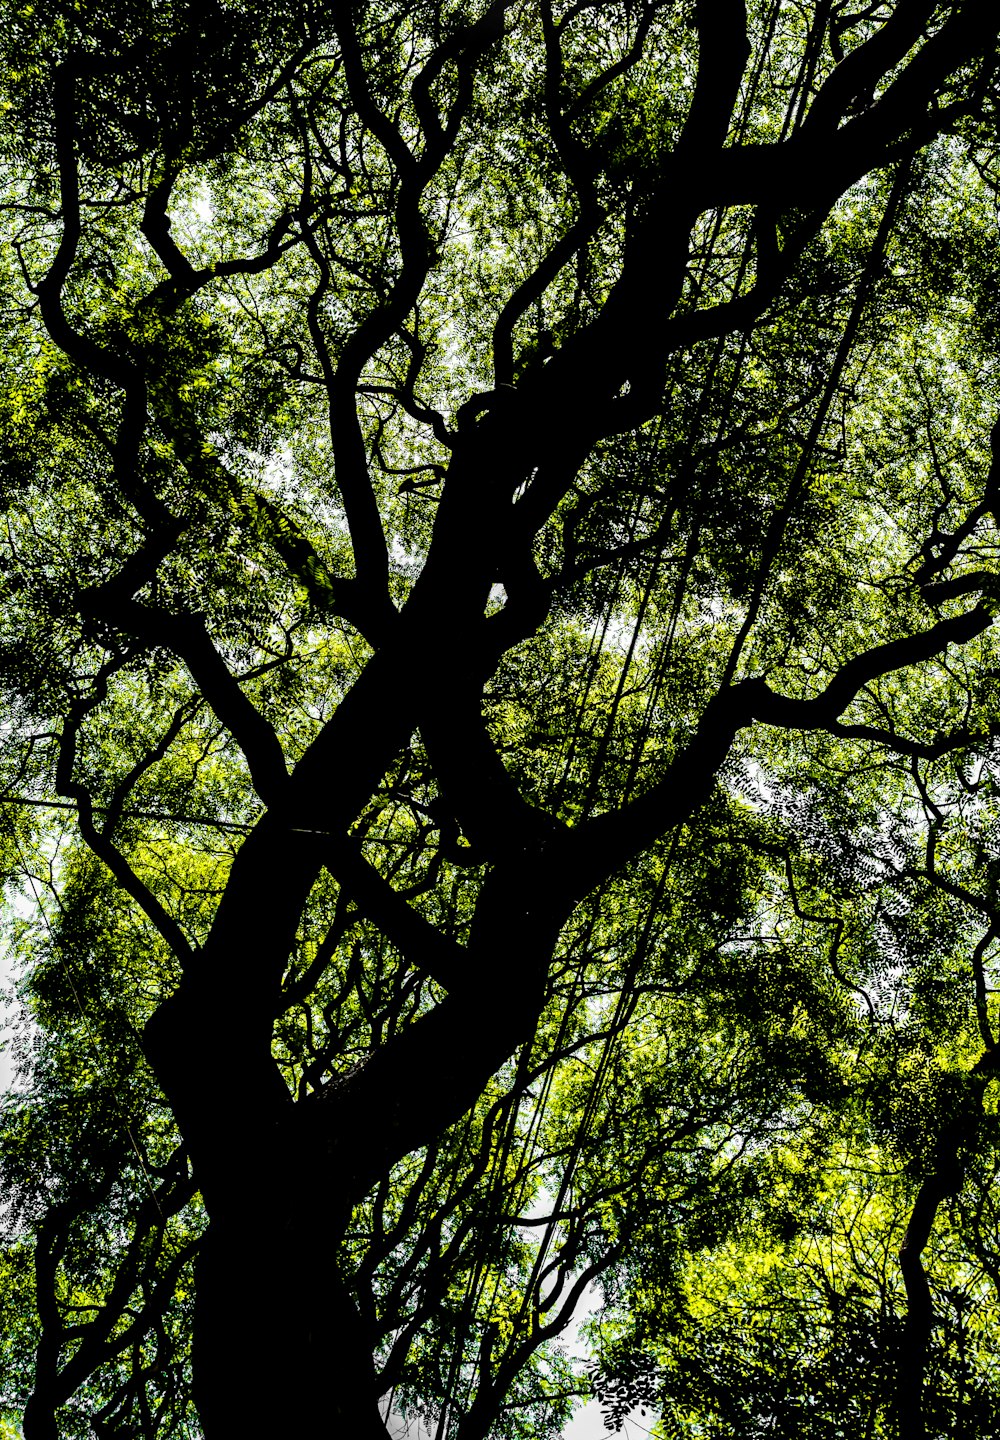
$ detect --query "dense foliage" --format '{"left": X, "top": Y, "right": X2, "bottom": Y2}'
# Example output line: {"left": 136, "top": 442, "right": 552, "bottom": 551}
{"left": 1, "top": 1, "right": 1000, "bottom": 1436}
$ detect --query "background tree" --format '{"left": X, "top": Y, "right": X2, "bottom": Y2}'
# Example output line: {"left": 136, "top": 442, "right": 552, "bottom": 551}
{"left": 0, "top": 1, "right": 1000, "bottom": 1437}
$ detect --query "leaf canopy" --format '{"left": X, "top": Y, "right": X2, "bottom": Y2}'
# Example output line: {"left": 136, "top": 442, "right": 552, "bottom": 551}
{"left": 1, "top": 2, "right": 1000, "bottom": 1438}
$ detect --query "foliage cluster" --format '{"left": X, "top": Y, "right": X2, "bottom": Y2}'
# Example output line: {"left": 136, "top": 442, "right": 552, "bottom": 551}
{"left": 0, "top": 2, "right": 999, "bottom": 1438}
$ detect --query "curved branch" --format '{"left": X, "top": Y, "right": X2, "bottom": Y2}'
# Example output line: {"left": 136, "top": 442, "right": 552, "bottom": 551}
{"left": 571, "top": 602, "right": 994, "bottom": 894}
{"left": 78, "top": 600, "right": 289, "bottom": 806}
{"left": 55, "top": 673, "right": 196, "bottom": 966}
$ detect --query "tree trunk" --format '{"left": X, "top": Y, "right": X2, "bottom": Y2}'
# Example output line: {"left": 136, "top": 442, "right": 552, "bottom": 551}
{"left": 191, "top": 1191, "right": 389, "bottom": 1438}
{"left": 897, "top": 1173, "right": 944, "bottom": 1440}
{"left": 144, "top": 883, "right": 563, "bottom": 1437}
{"left": 894, "top": 1057, "right": 998, "bottom": 1439}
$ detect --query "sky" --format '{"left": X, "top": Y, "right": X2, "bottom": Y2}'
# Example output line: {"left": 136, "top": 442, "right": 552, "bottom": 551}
{"left": 0, "top": 942, "right": 15, "bottom": 1090}
{"left": 384, "top": 1393, "right": 654, "bottom": 1440}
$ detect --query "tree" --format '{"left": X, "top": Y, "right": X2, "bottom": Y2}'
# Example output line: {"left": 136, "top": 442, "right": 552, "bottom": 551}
{"left": 1, "top": 0, "right": 1000, "bottom": 1435}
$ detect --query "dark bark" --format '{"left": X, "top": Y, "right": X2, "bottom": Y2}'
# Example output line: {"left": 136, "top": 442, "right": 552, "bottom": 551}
{"left": 897, "top": 1169, "right": 951, "bottom": 1440}
{"left": 190, "top": 1191, "right": 388, "bottom": 1438}
{"left": 895, "top": 1056, "right": 999, "bottom": 1439}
